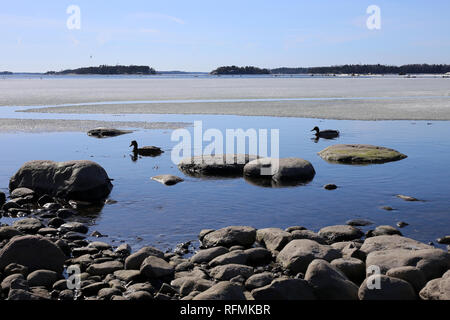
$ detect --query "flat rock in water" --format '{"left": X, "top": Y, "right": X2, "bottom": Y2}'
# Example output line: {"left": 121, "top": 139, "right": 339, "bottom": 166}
{"left": 318, "top": 225, "right": 364, "bottom": 243}
{"left": 87, "top": 127, "right": 132, "bottom": 138}
{"left": 318, "top": 144, "right": 407, "bottom": 164}
{"left": 201, "top": 226, "right": 256, "bottom": 248}
{"left": 178, "top": 154, "right": 258, "bottom": 177}
{"left": 346, "top": 219, "right": 373, "bottom": 227}
{"left": 151, "top": 175, "right": 184, "bottom": 186}
{"left": 243, "top": 158, "right": 316, "bottom": 186}
{"left": 9, "top": 160, "right": 113, "bottom": 202}
{"left": 396, "top": 194, "right": 420, "bottom": 201}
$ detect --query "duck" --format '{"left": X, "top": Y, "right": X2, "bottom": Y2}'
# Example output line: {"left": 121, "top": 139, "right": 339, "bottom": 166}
{"left": 311, "top": 126, "right": 340, "bottom": 139}
{"left": 129, "top": 140, "right": 163, "bottom": 157}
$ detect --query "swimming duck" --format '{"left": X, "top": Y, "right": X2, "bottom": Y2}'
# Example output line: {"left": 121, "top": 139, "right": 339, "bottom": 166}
{"left": 130, "top": 140, "right": 163, "bottom": 157}
{"left": 311, "top": 126, "right": 340, "bottom": 139}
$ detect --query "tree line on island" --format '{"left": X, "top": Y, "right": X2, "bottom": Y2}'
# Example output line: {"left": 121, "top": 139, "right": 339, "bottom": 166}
{"left": 46, "top": 65, "right": 156, "bottom": 75}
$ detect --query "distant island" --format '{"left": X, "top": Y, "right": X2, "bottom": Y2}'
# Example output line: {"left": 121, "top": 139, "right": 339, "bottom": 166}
{"left": 47, "top": 65, "right": 156, "bottom": 75}
{"left": 271, "top": 64, "right": 450, "bottom": 75}
{"left": 211, "top": 66, "right": 271, "bottom": 75}
{"left": 0, "top": 71, "right": 13, "bottom": 75}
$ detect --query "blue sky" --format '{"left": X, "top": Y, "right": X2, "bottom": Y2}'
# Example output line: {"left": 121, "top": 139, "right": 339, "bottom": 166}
{"left": 1, "top": 0, "right": 449, "bottom": 72}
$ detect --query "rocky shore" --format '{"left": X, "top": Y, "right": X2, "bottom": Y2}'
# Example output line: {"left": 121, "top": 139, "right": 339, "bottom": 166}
{"left": 0, "top": 187, "right": 449, "bottom": 300}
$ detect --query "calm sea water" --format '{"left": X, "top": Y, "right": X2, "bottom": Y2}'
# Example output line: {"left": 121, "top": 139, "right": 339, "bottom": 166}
{"left": 1, "top": 110, "right": 449, "bottom": 251}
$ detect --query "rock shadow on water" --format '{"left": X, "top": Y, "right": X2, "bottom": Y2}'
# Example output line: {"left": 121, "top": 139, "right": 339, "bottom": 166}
{"left": 243, "top": 175, "right": 314, "bottom": 188}
{"left": 87, "top": 127, "right": 133, "bottom": 139}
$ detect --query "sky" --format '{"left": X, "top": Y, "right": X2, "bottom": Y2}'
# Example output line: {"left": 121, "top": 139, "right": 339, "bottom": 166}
{"left": 1, "top": 0, "right": 449, "bottom": 72}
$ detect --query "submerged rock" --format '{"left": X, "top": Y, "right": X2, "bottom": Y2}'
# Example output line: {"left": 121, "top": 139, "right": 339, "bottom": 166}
{"left": 9, "top": 160, "right": 113, "bottom": 202}
{"left": 318, "top": 144, "right": 407, "bottom": 164}
{"left": 178, "top": 154, "right": 258, "bottom": 177}
{"left": 151, "top": 175, "right": 184, "bottom": 186}
{"left": 318, "top": 225, "right": 364, "bottom": 243}
{"left": 87, "top": 127, "right": 132, "bottom": 138}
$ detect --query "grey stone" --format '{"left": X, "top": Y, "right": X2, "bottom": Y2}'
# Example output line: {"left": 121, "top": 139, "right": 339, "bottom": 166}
{"left": 190, "top": 247, "right": 229, "bottom": 264}
{"left": 26, "top": 269, "right": 59, "bottom": 288}
{"left": 251, "top": 278, "right": 315, "bottom": 300}
{"left": 359, "top": 275, "right": 417, "bottom": 300}
{"left": 318, "top": 144, "right": 407, "bottom": 164}
{"left": 125, "top": 246, "right": 165, "bottom": 270}
{"left": 140, "top": 256, "right": 174, "bottom": 279}
{"left": 10, "top": 187, "right": 35, "bottom": 199}
{"left": 208, "top": 250, "right": 248, "bottom": 267}
{"left": 98, "top": 287, "right": 122, "bottom": 300}
{"left": 113, "top": 270, "right": 141, "bottom": 282}
{"left": 386, "top": 266, "right": 427, "bottom": 292}
{"left": 419, "top": 271, "right": 450, "bottom": 300}
{"left": 59, "top": 222, "right": 89, "bottom": 234}
{"left": 256, "top": 228, "right": 292, "bottom": 252}
{"left": 86, "top": 261, "right": 124, "bottom": 276}
{"left": 291, "top": 229, "right": 327, "bottom": 244}
{"left": 151, "top": 175, "right": 184, "bottom": 186}
{"left": 193, "top": 281, "right": 246, "bottom": 300}
{"left": 346, "top": 219, "right": 373, "bottom": 226}
{"left": 179, "top": 154, "right": 258, "bottom": 177}
{"left": 210, "top": 264, "right": 254, "bottom": 281}
{"left": 318, "top": 225, "right": 364, "bottom": 243}
{"left": 245, "top": 272, "right": 274, "bottom": 291}
{"left": 12, "top": 218, "right": 44, "bottom": 234}
{"left": 360, "top": 235, "right": 433, "bottom": 255}
{"left": 370, "top": 225, "right": 402, "bottom": 237}
{"left": 87, "top": 127, "right": 132, "bottom": 138}
{"left": 201, "top": 226, "right": 256, "bottom": 248}
{"left": 179, "top": 278, "right": 214, "bottom": 297}
{"left": 0, "top": 226, "right": 24, "bottom": 240}
{"left": 330, "top": 258, "right": 366, "bottom": 284}
{"left": 244, "top": 247, "right": 273, "bottom": 266}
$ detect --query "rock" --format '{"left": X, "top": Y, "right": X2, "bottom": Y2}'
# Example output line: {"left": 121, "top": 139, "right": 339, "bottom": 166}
{"left": 305, "top": 259, "right": 359, "bottom": 300}
{"left": 59, "top": 222, "right": 89, "bottom": 234}
{"left": 318, "top": 144, "right": 407, "bottom": 164}
{"left": 52, "top": 279, "right": 68, "bottom": 291}
{"left": 366, "top": 248, "right": 450, "bottom": 281}
{"left": 396, "top": 194, "right": 420, "bottom": 202}
{"left": 358, "top": 275, "right": 417, "bottom": 300}
{"left": 245, "top": 272, "right": 274, "bottom": 291}
{"left": 113, "top": 270, "right": 141, "bottom": 282}
{"left": 87, "top": 241, "right": 112, "bottom": 250}
{"left": 10, "top": 187, "right": 35, "bottom": 199}
{"left": 198, "top": 229, "right": 215, "bottom": 241}
{"left": 0, "top": 191, "right": 5, "bottom": 207}
{"left": 419, "top": 271, "right": 450, "bottom": 300}
{"left": 48, "top": 217, "right": 65, "bottom": 228}
{"left": 98, "top": 287, "right": 122, "bottom": 300}
{"left": 0, "top": 226, "right": 24, "bottom": 240}
{"left": 251, "top": 278, "right": 315, "bottom": 300}
{"left": 37, "top": 227, "right": 58, "bottom": 236}
{"left": 124, "top": 290, "right": 153, "bottom": 301}
{"left": 59, "top": 289, "right": 75, "bottom": 300}
{"left": 397, "top": 221, "right": 409, "bottom": 228}
{"left": 244, "top": 248, "right": 273, "bottom": 266}
{"left": 330, "top": 258, "right": 366, "bottom": 284}
{"left": 386, "top": 266, "right": 427, "bottom": 292}
{"left": 140, "top": 256, "right": 174, "bottom": 279}
{"left": 0, "top": 235, "right": 66, "bottom": 272}
{"left": 285, "top": 226, "right": 307, "bottom": 233}
{"left": 87, "top": 127, "right": 132, "bottom": 138}
{"left": 56, "top": 208, "right": 76, "bottom": 219}
{"left": 369, "top": 225, "right": 402, "bottom": 237}
{"left": 256, "top": 228, "right": 292, "bottom": 252}
{"left": 201, "top": 226, "right": 256, "bottom": 248}
{"left": 175, "top": 261, "right": 193, "bottom": 272}
{"left": 124, "top": 246, "right": 165, "bottom": 270}
{"left": 360, "top": 235, "right": 433, "bottom": 255}
{"left": 276, "top": 239, "right": 341, "bottom": 274}
{"left": 1, "top": 274, "right": 25, "bottom": 292}
{"left": 82, "top": 282, "right": 109, "bottom": 296}
{"left": 190, "top": 247, "right": 229, "bottom": 264}
{"left": 290, "top": 229, "right": 327, "bottom": 244}
{"left": 437, "top": 236, "right": 450, "bottom": 245}
{"left": 12, "top": 218, "right": 44, "bottom": 234}
{"left": 126, "top": 282, "right": 156, "bottom": 294}
{"left": 179, "top": 154, "right": 258, "bottom": 177}
{"left": 346, "top": 219, "right": 373, "bottom": 226}
{"left": 151, "top": 175, "right": 184, "bottom": 186}
{"left": 9, "top": 160, "right": 113, "bottom": 202}
{"left": 210, "top": 264, "right": 254, "bottom": 281}
{"left": 243, "top": 157, "right": 316, "bottom": 185}
{"left": 2, "top": 200, "right": 22, "bottom": 212}
{"left": 324, "top": 184, "right": 337, "bottom": 190}
{"left": 192, "top": 281, "right": 246, "bottom": 300}
{"left": 8, "top": 288, "right": 48, "bottom": 300}
{"left": 318, "top": 225, "right": 364, "bottom": 243}
{"left": 381, "top": 206, "right": 394, "bottom": 211}
{"left": 179, "top": 278, "right": 215, "bottom": 297}
{"left": 86, "top": 261, "right": 124, "bottom": 276}
{"left": 4, "top": 263, "right": 29, "bottom": 276}
{"left": 340, "top": 242, "right": 366, "bottom": 261}
{"left": 26, "top": 270, "right": 59, "bottom": 288}
{"left": 208, "top": 250, "right": 248, "bottom": 267}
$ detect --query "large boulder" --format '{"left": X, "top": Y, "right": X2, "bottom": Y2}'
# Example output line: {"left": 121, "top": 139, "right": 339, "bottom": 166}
{"left": 178, "top": 154, "right": 258, "bottom": 177}
{"left": 330, "top": 257, "right": 366, "bottom": 284}
{"left": 251, "top": 278, "right": 315, "bottom": 300}
{"left": 360, "top": 235, "right": 433, "bottom": 255}
{"left": 0, "top": 235, "right": 66, "bottom": 273}
{"left": 276, "top": 239, "right": 341, "bottom": 274}
{"left": 305, "top": 259, "right": 359, "bottom": 300}
{"left": 9, "top": 160, "right": 113, "bottom": 202}
{"left": 318, "top": 225, "right": 364, "bottom": 243}
{"left": 358, "top": 275, "right": 417, "bottom": 300}
{"left": 201, "top": 226, "right": 256, "bottom": 248}
{"left": 243, "top": 158, "right": 315, "bottom": 186}
{"left": 256, "top": 228, "right": 292, "bottom": 252}
{"left": 318, "top": 144, "right": 407, "bottom": 164}
{"left": 419, "top": 271, "right": 450, "bottom": 300}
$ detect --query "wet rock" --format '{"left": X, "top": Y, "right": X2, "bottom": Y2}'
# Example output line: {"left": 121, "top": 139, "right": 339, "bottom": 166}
{"left": 330, "top": 258, "right": 366, "bottom": 284}
{"left": 290, "top": 229, "right": 327, "bottom": 244}
{"left": 2, "top": 200, "right": 22, "bottom": 212}
{"left": 151, "top": 175, "right": 184, "bottom": 186}
{"left": 346, "top": 219, "right": 373, "bottom": 227}
{"left": 198, "top": 229, "right": 215, "bottom": 241}
{"left": 124, "top": 246, "right": 165, "bottom": 270}
{"left": 243, "top": 157, "right": 316, "bottom": 184}
{"left": 62, "top": 231, "right": 86, "bottom": 241}
{"left": 369, "top": 225, "right": 402, "bottom": 237}
{"left": 37, "top": 227, "right": 58, "bottom": 236}
{"left": 305, "top": 259, "right": 359, "bottom": 300}
{"left": 175, "top": 261, "right": 194, "bottom": 272}
{"left": 87, "top": 127, "right": 132, "bottom": 138}
{"left": 396, "top": 221, "right": 409, "bottom": 228}
{"left": 256, "top": 228, "right": 292, "bottom": 252}
{"left": 12, "top": 218, "right": 44, "bottom": 234}
{"left": 86, "top": 261, "right": 123, "bottom": 276}
{"left": 9, "top": 160, "right": 113, "bottom": 202}
{"left": 318, "top": 225, "right": 364, "bottom": 243}
{"left": 47, "top": 217, "right": 65, "bottom": 228}
{"left": 0, "top": 226, "right": 24, "bottom": 240}
{"left": 437, "top": 236, "right": 450, "bottom": 245}
{"left": 59, "top": 222, "right": 89, "bottom": 234}
{"left": 318, "top": 144, "right": 407, "bottom": 164}
{"left": 276, "top": 239, "right": 341, "bottom": 274}
{"left": 87, "top": 241, "right": 112, "bottom": 251}
{"left": 115, "top": 243, "right": 131, "bottom": 256}
{"left": 179, "top": 154, "right": 258, "bottom": 177}
{"left": 386, "top": 266, "right": 426, "bottom": 293}
{"left": 419, "top": 271, "right": 450, "bottom": 300}
{"left": 324, "top": 184, "right": 337, "bottom": 190}
{"left": 192, "top": 281, "right": 246, "bottom": 300}
{"left": 359, "top": 275, "right": 417, "bottom": 300}
{"left": 0, "top": 235, "right": 66, "bottom": 272}
{"left": 251, "top": 278, "right": 315, "bottom": 300}
{"left": 396, "top": 194, "right": 420, "bottom": 202}
{"left": 245, "top": 272, "right": 274, "bottom": 291}
{"left": 208, "top": 250, "right": 248, "bottom": 267}
{"left": 26, "top": 270, "right": 59, "bottom": 288}
{"left": 140, "top": 256, "right": 174, "bottom": 279}
{"left": 126, "top": 282, "right": 156, "bottom": 295}
{"left": 56, "top": 208, "right": 76, "bottom": 219}
{"left": 52, "top": 279, "right": 68, "bottom": 291}
{"left": 201, "top": 226, "right": 256, "bottom": 248}
{"left": 210, "top": 264, "right": 253, "bottom": 281}
{"left": 190, "top": 247, "right": 229, "bottom": 264}
{"left": 381, "top": 206, "right": 394, "bottom": 211}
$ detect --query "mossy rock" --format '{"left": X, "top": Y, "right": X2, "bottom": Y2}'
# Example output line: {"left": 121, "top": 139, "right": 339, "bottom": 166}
{"left": 318, "top": 144, "right": 407, "bottom": 164}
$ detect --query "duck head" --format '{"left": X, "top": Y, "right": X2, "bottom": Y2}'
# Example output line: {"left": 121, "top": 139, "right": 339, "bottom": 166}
{"left": 311, "top": 126, "right": 320, "bottom": 133}
{"left": 130, "top": 140, "right": 138, "bottom": 149}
